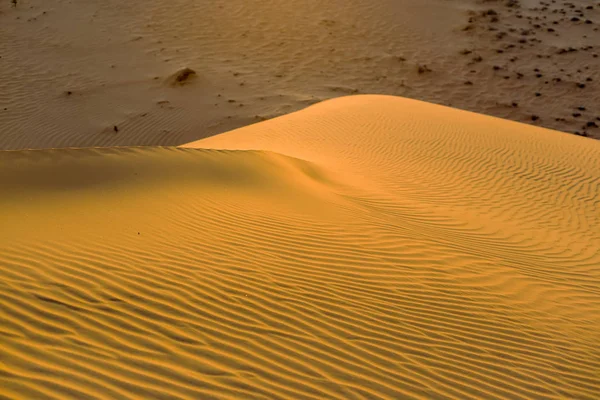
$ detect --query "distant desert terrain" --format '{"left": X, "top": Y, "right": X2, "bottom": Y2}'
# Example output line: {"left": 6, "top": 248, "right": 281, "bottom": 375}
{"left": 1, "top": 96, "right": 599, "bottom": 399}
{"left": 1, "top": 0, "right": 599, "bottom": 151}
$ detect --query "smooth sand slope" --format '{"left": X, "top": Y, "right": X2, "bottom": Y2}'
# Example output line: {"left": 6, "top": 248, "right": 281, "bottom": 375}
{"left": 1, "top": 95, "right": 600, "bottom": 399}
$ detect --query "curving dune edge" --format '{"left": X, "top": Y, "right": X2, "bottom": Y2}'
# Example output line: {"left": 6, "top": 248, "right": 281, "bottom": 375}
{"left": 1, "top": 95, "right": 599, "bottom": 400}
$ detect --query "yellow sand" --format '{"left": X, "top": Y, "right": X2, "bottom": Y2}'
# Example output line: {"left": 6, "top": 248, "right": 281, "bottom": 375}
{"left": 1, "top": 95, "right": 599, "bottom": 399}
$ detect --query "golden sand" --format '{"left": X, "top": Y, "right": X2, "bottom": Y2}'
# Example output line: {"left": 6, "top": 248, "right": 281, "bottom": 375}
{"left": 1, "top": 95, "right": 599, "bottom": 399}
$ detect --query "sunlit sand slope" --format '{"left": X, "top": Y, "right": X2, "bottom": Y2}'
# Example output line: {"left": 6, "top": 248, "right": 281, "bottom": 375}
{"left": 1, "top": 95, "right": 600, "bottom": 399}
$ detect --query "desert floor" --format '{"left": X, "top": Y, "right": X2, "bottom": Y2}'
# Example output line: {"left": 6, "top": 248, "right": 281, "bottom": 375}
{"left": 1, "top": 0, "right": 599, "bottom": 151}
{"left": 1, "top": 95, "right": 600, "bottom": 399}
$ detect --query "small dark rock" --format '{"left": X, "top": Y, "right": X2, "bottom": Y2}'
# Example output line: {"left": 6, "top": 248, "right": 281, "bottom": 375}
{"left": 417, "top": 64, "right": 432, "bottom": 74}
{"left": 169, "top": 67, "right": 197, "bottom": 85}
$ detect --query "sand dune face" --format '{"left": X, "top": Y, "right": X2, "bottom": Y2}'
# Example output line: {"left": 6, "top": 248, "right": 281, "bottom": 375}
{"left": 2, "top": 96, "right": 600, "bottom": 399}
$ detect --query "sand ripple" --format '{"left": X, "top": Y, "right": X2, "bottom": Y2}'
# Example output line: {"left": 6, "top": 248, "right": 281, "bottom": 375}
{"left": 1, "top": 96, "right": 599, "bottom": 399}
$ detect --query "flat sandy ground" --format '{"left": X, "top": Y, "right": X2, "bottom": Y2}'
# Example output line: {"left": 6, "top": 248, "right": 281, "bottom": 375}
{"left": 1, "top": 95, "right": 599, "bottom": 399}
{"left": 0, "top": 0, "right": 599, "bottom": 150}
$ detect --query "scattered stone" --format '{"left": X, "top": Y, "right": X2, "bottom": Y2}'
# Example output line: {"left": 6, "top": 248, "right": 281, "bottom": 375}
{"left": 167, "top": 67, "right": 196, "bottom": 86}
{"left": 417, "top": 64, "right": 432, "bottom": 74}
{"left": 113, "top": 125, "right": 119, "bottom": 132}
{"left": 531, "top": 115, "right": 540, "bottom": 121}
{"left": 557, "top": 47, "right": 577, "bottom": 54}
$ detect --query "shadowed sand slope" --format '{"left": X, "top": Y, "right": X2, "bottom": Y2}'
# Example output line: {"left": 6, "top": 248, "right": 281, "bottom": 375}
{"left": 1, "top": 95, "right": 600, "bottom": 399}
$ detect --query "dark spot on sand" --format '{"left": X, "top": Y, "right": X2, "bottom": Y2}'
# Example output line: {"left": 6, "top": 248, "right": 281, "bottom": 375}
{"left": 167, "top": 67, "right": 196, "bottom": 86}
{"left": 175, "top": 68, "right": 195, "bottom": 83}
{"left": 417, "top": 65, "right": 432, "bottom": 74}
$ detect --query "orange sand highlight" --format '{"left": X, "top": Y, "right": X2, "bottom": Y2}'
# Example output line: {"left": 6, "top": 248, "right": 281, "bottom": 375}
{"left": 1, "top": 95, "right": 599, "bottom": 399}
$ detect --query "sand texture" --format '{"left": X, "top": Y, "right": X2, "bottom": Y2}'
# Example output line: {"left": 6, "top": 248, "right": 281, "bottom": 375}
{"left": 1, "top": 0, "right": 599, "bottom": 151}
{"left": 1, "top": 95, "right": 599, "bottom": 399}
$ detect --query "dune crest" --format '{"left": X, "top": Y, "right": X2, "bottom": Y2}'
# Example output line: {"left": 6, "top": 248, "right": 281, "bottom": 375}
{"left": 1, "top": 96, "right": 599, "bottom": 399}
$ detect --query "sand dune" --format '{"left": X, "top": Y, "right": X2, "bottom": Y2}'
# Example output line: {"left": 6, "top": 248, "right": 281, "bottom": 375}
{"left": 1, "top": 95, "right": 600, "bottom": 399}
